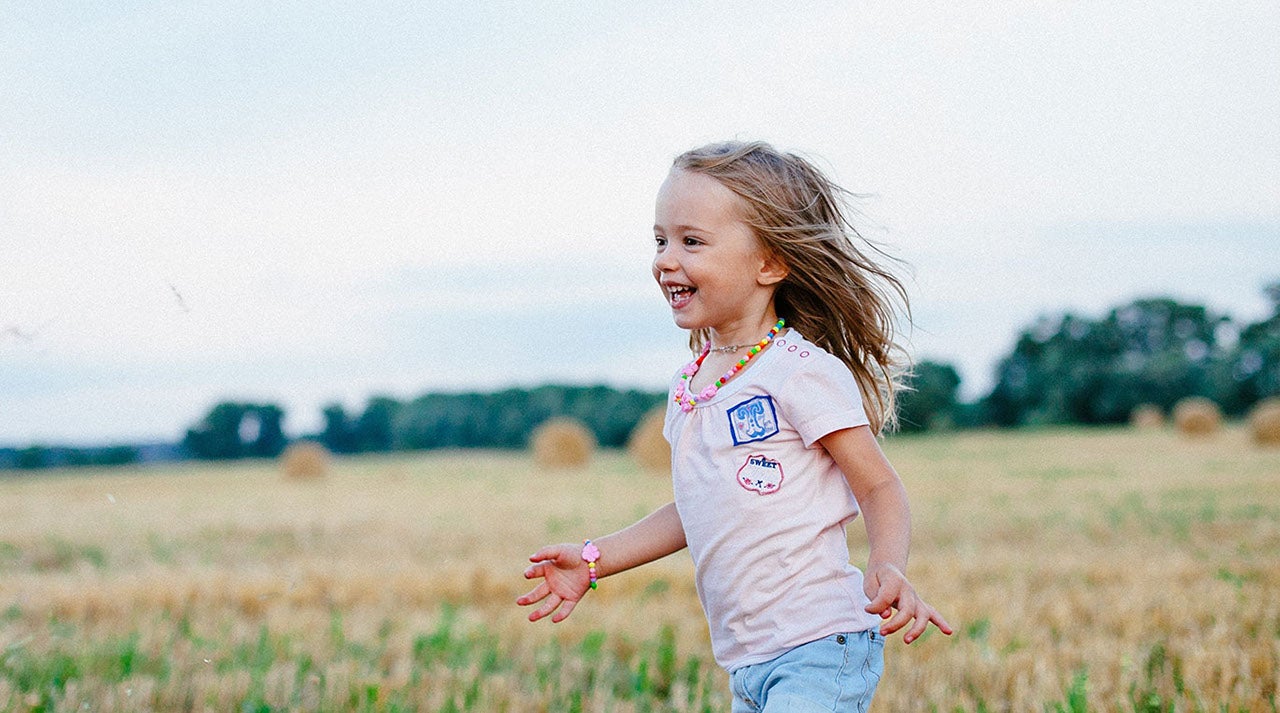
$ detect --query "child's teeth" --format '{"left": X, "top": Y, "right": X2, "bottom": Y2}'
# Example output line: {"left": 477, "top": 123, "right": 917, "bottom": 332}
{"left": 669, "top": 286, "right": 694, "bottom": 306}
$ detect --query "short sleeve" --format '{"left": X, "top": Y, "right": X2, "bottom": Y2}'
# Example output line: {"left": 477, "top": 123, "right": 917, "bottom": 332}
{"left": 777, "top": 354, "right": 870, "bottom": 448}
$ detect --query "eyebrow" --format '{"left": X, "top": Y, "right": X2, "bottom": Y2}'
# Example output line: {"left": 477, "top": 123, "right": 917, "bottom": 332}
{"left": 653, "top": 223, "right": 708, "bottom": 233}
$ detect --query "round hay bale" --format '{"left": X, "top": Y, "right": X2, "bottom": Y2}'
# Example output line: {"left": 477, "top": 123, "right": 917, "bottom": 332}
{"left": 1172, "top": 397, "right": 1221, "bottom": 438}
{"left": 1130, "top": 404, "right": 1164, "bottom": 430}
{"left": 1249, "top": 397, "right": 1280, "bottom": 447}
{"left": 279, "top": 441, "right": 331, "bottom": 480}
{"left": 628, "top": 408, "right": 670, "bottom": 473}
{"left": 530, "top": 418, "right": 596, "bottom": 469}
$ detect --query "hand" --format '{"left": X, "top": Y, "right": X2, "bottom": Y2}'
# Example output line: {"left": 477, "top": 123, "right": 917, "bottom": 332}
{"left": 864, "top": 563, "right": 953, "bottom": 644}
{"left": 516, "top": 543, "right": 592, "bottom": 623}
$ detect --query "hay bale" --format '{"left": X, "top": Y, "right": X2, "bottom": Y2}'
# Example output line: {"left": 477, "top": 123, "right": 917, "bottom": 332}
{"left": 279, "top": 441, "right": 331, "bottom": 480}
{"left": 1130, "top": 404, "right": 1164, "bottom": 430}
{"left": 530, "top": 418, "right": 596, "bottom": 469}
{"left": 1249, "top": 397, "right": 1280, "bottom": 447}
{"left": 628, "top": 408, "right": 671, "bottom": 473}
{"left": 1172, "top": 397, "right": 1221, "bottom": 438}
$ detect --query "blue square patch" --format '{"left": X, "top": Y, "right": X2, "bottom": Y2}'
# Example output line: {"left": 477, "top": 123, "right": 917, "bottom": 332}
{"left": 726, "top": 395, "right": 780, "bottom": 446}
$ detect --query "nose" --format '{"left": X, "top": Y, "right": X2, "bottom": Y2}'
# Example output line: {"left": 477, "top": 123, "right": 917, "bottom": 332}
{"left": 653, "top": 244, "right": 678, "bottom": 273}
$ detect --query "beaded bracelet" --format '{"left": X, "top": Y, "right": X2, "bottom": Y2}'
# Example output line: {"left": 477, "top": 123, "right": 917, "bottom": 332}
{"left": 581, "top": 540, "right": 600, "bottom": 590}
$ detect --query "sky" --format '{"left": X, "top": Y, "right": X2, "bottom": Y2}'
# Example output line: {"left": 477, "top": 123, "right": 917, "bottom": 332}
{"left": 3, "top": 3, "right": 1278, "bottom": 445}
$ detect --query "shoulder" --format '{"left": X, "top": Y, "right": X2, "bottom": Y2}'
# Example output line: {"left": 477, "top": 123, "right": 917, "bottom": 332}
{"left": 770, "top": 331, "right": 851, "bottom": 382}
{"left": 762, "top": 330, "right": 865, "bottom": 409}
{"left": 766, "top": 330, "right": 868, "bottom": 438}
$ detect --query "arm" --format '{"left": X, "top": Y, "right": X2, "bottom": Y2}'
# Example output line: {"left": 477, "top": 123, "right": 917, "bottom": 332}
{"left": 820, "top": 425, "right": 953, "bottom": 644}
{"left": 517, "top": 501, "right": 686, "bottom": 623}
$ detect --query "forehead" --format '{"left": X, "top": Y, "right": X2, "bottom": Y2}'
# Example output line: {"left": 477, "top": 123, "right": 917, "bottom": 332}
{"left": 654, "top": 168, "right": 747, "bottom": 230}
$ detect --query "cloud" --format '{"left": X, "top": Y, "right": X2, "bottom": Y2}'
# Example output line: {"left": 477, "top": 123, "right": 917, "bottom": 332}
{"left": 2, "top": 3, "right": 1277, "bottom": 443}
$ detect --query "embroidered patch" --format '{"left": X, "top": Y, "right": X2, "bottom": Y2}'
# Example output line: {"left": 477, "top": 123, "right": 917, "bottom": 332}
{"left": 737, "top": 454, "right": 784, "bottom": 495}
{"left": 726, "top": 395, "right": 780, "bottom": 446}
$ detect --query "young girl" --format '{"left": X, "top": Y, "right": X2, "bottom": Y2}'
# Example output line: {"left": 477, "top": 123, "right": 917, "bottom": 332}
{"left": 517, "top": 140, "right": 952, "bottom": 711}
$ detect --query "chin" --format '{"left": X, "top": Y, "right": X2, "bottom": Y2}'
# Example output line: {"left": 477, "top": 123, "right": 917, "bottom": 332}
{"left": 670, "top": 311, "right": 704, "bottom": 331}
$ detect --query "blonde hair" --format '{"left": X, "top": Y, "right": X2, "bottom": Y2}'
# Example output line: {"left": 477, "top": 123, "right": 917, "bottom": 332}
{"left": 673, "top": 140, "right": 911, "bottom": 434}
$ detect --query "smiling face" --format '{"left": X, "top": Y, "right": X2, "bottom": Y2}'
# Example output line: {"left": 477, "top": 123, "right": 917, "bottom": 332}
{"left": 652, "top": 169, "right": 787, "bottom": 344}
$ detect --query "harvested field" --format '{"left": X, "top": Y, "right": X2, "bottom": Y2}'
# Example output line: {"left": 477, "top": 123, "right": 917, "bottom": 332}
{"left": 0, "top": 427, "right": 1276, "bottom": 711}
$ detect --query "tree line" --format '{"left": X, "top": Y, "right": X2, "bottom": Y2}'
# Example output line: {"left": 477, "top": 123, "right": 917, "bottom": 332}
{"left": 224, "top": 385, "right": 666, "bottom": 459}
{"left": 980, "top": 285, "right": 1279, "bottom": 427}
{"left": 3, "top": 284, "right": 1276, "bottom": 470}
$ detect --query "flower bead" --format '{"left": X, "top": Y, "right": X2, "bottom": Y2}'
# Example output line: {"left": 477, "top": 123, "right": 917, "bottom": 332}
{"left": 672, "top": 318, "right": 784, "bottom": 414}
{"left": 582, "top": 540, "right": 601, "bottom": 590}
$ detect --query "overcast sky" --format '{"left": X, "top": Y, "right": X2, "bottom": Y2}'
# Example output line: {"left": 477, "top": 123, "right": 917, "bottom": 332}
{"left": 3, "top": 3, "right": 1278, "bottom": 445}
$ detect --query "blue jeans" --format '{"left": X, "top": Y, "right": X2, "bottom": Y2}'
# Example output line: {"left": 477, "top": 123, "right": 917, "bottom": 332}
{"left": 729, "top": 630, "right": 885, "bottom": 712}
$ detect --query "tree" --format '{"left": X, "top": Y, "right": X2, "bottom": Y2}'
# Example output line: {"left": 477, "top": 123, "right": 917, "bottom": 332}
{"left": 16, "top": 445, "right": 47, "bottom": 470}
{"left": 183, "top": 402, "right": 287, "bottom": 460}
{"left": 183, "top": 402, "right": 249, "bottom": 459}
{"left": 248, "top": 404, "right": 287, "bottom": 458}
{"left": 357, "top": 396, "right": 402, "bottom": 451}
{"left": 390, "top": 385, "right": 664, "bottom": 451}
{"left": 896, "top": 361, "right": 962, "bottom": 432}
{"left": 1215, "top": 281, "right": 1280, "bottom": 413}
{"left": 983, "top": 298, "right": 1230, "bottom": 426}
{"left": 93, "top": 445, "right": 140, "bottom": 466}
{"left": 320, "top": 403, "right": 360, "bottom": 454}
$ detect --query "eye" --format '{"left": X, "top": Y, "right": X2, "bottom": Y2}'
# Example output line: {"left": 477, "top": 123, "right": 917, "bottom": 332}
{"left": 682, "top": 236, "right": 703, "bottom": 247}
{"left": 654, "top": 235, "right": 668, "bottom": 248}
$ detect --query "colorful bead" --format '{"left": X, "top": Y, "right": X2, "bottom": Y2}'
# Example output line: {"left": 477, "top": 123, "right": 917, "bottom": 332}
{"left": 582, "top": 540, "right": 600, "bottom": 590}
{"left": 673, "top": 318, "right": 785, "bottom": 412}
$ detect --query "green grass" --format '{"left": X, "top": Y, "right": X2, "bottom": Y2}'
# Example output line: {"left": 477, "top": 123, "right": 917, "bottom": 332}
{"left": 1, "top": 614, "right": 1259, "bottom": 712}
{"left": 0, "top": 609, "right": 725, "bottom": 711}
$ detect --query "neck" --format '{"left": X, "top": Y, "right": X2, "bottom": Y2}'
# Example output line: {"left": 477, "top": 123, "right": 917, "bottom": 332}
{"left": 708, "top": 313, "right": 782, "bottom": 350}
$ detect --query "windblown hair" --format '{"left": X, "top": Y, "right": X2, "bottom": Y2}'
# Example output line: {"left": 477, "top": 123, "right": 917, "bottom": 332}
{"left": 673, "top": 140, "right": 911, "bottom": 434}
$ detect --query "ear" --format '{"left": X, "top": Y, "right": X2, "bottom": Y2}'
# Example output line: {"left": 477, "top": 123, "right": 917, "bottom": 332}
{"left": 757, "top": 250, "right": 789, "bottom": 286}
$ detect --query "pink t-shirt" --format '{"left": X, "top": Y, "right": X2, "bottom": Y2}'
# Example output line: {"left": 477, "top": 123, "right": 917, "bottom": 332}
{"left": 663, "top": 329, "right": 882, "bottom": 671}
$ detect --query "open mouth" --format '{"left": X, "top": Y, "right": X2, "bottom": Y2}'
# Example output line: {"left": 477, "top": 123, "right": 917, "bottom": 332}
{"left": 667, "top": 285, "right": 696, "bottom": 309}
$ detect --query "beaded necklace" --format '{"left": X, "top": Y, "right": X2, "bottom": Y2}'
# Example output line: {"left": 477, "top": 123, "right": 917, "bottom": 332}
{"left": 673, "top": 318, "right": 785, "bottom": 413}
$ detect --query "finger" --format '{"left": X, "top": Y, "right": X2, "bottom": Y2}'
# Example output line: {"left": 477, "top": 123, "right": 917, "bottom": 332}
{"left": 864, "top": 585, "right": 895, "bottom": 615}
{"left": 903, "top": 609, "right": 931, "bottom": 644}
{"left": 881, "top": 606, "right": 914, "bottom": 636}
{"left": 528, "top": 543, "right": 571, "bottom": 563}
{"left": 550, "top": 545, "right": 582, "bottom": 568}
{"left": 551, "top": 597, "right": 578, "bottom": 623}
{"left": 532, "top": 544, "right": 583, "bottom": 569}
{"left": 516, "top": 581, "right": 549, "bottom": 607}
{"left": 930, "top": 609, "right": 955, "bottom": 636}
{"left": 529, "top": 593, "right": 561, "bottom": 622}
{"left": 881, "top": 592, "right": 917, "bottom": 635}
{"left": 523, "top": 562, "right": 545, "bottom": 580}
{"left": 866, "top": 579, "right": 905, "bottom": 616}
